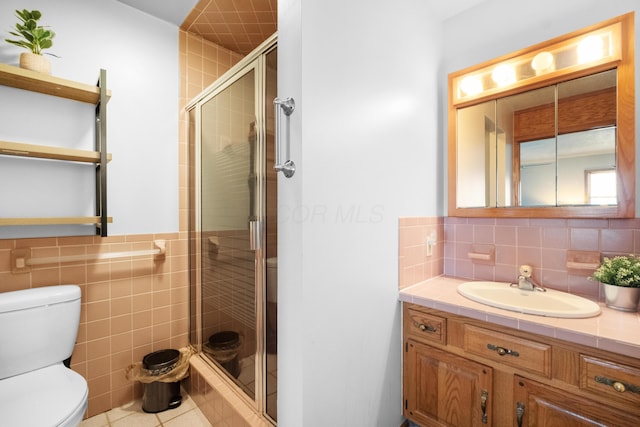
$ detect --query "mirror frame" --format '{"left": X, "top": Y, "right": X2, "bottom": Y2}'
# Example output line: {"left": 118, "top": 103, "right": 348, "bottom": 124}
{"left": 448, "top": 12, "right": 635, "bottom": 218}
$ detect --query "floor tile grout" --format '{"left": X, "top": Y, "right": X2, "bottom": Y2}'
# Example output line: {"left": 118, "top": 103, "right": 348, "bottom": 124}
{"left": 80, "top": 388, "right": 212, "bottom": 427}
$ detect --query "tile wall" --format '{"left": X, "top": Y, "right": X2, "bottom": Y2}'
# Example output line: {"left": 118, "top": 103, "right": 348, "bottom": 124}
{"left": 398, "top": 216, "right": 445, "bottom": 289}
{"left": 399, "top": 216, "right": 640, "bottom": 300}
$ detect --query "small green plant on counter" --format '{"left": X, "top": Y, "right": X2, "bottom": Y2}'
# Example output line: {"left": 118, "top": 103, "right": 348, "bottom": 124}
{"left": 5, "top": 9, "right": 56, "bottom": 55}
{"left": 591, "top": 255, "right": 640, "bottom": 287}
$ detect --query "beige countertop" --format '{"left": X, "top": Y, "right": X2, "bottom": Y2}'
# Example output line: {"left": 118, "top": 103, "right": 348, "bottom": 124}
{"left": 399, "top": 276, "right": 640, "bottom": 359}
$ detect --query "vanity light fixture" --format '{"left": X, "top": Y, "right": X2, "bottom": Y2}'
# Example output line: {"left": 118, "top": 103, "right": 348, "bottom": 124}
{"left": 452, "top": 20, "right": 621, "bottom": 104}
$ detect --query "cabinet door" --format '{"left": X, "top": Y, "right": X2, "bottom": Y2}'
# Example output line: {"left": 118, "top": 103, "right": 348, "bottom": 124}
{"left": 514, "top": 375, "right": 639, "bottom": 426}
{"left": 405, "top": 339, "right": 493, "bottom": 426}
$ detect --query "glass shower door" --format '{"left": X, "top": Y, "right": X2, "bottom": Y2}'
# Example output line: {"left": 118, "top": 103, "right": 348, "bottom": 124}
{"left": 189, "top": 40, "right": 278, "bottom": 423}
{"left": 199, "top": 66, "right": 260, "bottom": 401}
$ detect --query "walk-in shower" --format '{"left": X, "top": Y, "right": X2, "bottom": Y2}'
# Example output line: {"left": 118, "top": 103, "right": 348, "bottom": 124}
{"left": 187, "top": 35, "right": 278, "bottom": 423}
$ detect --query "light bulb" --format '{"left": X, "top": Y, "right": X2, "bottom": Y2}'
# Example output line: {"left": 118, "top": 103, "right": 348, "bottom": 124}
{"left": 460, "top": 75, "right": 483, "bottom": 96}
{"left": 578, "top": 35, "right": 604, "bottom": 64}
{"left": 531, "top": 51, "right": 554, "bottom": 75}
{"left": 491, "top": 64, "right": 516, "bottom": 86}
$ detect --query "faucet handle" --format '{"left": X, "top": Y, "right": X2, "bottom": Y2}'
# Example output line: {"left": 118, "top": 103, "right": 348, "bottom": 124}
{"left": 519, "top": 264, "right": 533, "bottom": 278}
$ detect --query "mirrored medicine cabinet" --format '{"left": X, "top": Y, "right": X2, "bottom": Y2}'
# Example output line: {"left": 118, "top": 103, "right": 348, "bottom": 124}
{"left": 448, "top": 12, "right": 635, "bottom": 218}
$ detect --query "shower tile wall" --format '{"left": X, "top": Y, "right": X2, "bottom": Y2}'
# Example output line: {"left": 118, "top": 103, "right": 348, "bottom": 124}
{"left": 399, "top": 216, "right": 640, "bottom": 301}
{"left": 180, "top": 30, "right": 244, "bottom": 232}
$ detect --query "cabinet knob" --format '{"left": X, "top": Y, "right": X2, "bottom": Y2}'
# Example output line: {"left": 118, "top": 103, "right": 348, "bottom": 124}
{"left": 487, "top": 343, "right": 519, "bottom": 357}
{"left": 414, "top": 321, "right": 437, "bottom": 333}
{"left": 594, "top": 376, "right": 640, "bottom": 395}
{"left": 613, "top": 381, "right": 626, "bottom": 393}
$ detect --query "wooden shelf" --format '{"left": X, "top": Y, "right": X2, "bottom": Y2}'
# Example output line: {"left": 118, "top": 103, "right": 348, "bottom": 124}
{"left": 0, "top": 62, "right": 111, "bottom": 104}
{"left": 0, "top": 140, "right": 112, "bottom": 163}
{"left": 1, "top": 66, "right": 111, "bottom": 235}
{"left": 0, "top": 216, "right": 113, "bottom": 226}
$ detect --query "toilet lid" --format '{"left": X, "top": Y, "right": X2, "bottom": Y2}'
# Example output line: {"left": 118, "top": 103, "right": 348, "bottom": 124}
{"left": 0, "top": 363, "right": 88, "bottom": 426}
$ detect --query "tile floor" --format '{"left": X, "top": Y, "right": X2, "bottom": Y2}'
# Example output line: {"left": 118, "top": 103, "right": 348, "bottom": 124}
{"left": 79, "top": 389, "right": 212, "bottom": 427}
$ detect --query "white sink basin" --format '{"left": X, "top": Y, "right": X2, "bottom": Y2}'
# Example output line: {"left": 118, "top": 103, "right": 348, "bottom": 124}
{"left": 457, "top": 281, "right": 601, "bottom": 318}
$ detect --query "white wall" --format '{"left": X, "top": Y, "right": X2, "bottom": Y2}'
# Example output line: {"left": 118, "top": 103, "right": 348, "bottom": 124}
{"left": 278, "top": 1, "right": 640, "bottom": 426}
{"left": 442, "top": 0, "right": 640, "bottom": 215}
{"left": 0, "top": 0, "right": 179, "bottom": 237}
{"left": 278, "top": 0, "right": 442, "bottom": 425}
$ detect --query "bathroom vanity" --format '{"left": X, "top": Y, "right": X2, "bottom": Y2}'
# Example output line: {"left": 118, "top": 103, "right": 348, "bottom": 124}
{"left": 405, "top": 11, "right": 640, "bottom": 427}
{"left": 400, "top": 277, "right": 640, "bottom": 426}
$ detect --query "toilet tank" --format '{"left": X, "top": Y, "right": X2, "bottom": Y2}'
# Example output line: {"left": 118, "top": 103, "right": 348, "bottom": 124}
{"left": 0, "top": 285, "right": 81, "bottom": 380}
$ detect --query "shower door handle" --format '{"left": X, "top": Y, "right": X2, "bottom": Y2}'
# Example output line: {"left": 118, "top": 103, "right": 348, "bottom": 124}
{"left": 249, "top": 220, "right": 263, "bottom": 251}
{"left": 274, "top": 97, "right": 296, "bottom": 178}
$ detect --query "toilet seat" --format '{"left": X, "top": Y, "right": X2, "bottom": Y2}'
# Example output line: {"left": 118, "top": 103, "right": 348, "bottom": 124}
{"left": 0, "top": 363, "right": 88, "bottom": 426}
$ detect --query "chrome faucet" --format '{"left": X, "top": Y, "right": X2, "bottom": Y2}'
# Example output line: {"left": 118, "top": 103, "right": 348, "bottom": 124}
{"left": 512, "top": 265, "right": 546, "bottom": 292}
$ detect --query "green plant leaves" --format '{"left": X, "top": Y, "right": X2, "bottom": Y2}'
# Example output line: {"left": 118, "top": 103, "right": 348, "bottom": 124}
{"left": 15, "top": 9, "right": 42, "bottom": 22}
{"left": 4, "top": 9, "right": 55, "bottom": 55}
{"left": 592, "top": 255, "right": 640, "bottom": 288}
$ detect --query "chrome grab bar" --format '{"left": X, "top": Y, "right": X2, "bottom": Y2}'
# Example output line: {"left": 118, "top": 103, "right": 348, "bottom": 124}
{"left": 273, "top": 97, "right": 296, "bottom": 178}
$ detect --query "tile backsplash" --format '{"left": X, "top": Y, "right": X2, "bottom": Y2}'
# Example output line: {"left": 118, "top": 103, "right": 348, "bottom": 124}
{"left": 399, "top": 216, "right": 640, "bottom": 301}
{"left": 398, "top": 217, "right": 444, "bottom": 289}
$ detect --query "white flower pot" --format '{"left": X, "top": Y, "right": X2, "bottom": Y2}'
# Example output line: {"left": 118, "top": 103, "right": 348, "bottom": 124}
{"left": 603, "top": 283, "right": 640, "bottom": 312}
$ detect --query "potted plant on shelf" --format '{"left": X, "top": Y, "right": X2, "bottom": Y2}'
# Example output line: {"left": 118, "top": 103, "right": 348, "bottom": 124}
{"left": 4, "top": 9, "right": 57, "bottom": 74}
{"left": 591, "top": 254, "right": 640, "bottom": 312}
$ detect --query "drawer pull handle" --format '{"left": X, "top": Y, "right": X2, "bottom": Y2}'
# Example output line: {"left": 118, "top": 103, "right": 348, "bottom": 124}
{"left": 516, "top": 402, "right": 525, "bottom": 427}
{"left": 487, "top": 343, "right": 519, "bottom": 357}
{"left": 481, "top": 389, "right": 488, "bottom": 424}
{"left": 414, "top": 322, "right": 437, "bottom": 333}
{"left": 594, "top": 376, "right": 640, "bottom": 394}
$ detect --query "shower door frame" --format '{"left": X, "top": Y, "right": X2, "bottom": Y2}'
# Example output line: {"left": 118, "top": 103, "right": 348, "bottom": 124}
{"left": 187, "top": 34, "right": 277, "bottom": 421}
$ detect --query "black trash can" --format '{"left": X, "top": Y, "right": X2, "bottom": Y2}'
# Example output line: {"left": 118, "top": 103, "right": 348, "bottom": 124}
{"left": 208, "top": 331, "right": 241, "bottom": 378}
{"left": 141, "top": 349, "right": 182, "bottom": 413}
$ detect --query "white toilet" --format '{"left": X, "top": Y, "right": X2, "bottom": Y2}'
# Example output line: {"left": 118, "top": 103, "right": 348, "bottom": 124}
{"left": 0, "top": 285, "right": 88, "bottom": 426}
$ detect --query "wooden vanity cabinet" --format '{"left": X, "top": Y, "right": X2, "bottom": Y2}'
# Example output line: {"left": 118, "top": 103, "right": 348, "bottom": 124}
{"left": 513, "top": 375, "right": 640, "bottom": 426}
{"left": 405, "top": 339, "right": 493, "bottom": 426}
{"left": 403, "top": 303, "right": 640, "bottom": 426}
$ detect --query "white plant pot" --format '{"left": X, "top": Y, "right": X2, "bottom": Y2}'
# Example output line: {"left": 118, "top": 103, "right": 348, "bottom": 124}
{"left": 603, "top": 283, "right": 640, "bottom": 312}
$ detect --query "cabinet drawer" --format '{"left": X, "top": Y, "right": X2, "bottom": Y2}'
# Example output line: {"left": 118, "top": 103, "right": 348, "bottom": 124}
{"left": 464, "top": 324, "right": 551, "bottom": 377}
{"left": 405, "top": 308, "right": 446, "bottom": 345}
{"left": 581, "top": 355, "right": 640, "bottom": 408}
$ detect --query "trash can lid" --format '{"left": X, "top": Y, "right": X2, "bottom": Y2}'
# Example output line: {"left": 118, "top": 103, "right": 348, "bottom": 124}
{"left": 209, "top": 331, "right": 239, "bottom": 348}
{"left": 143, "top": 349, "right": 181, "bottom": 370}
